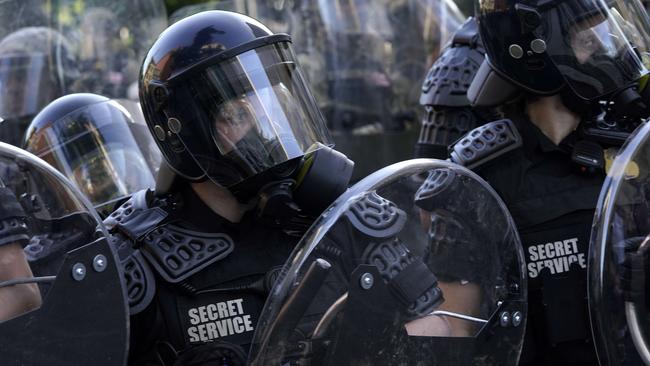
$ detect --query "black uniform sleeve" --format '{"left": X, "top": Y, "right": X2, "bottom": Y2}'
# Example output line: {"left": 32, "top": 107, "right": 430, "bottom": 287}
{"left": 0, "top": 186, "right": 29, "bottom": 247}
{"left": 415, "top": 168, "right": 503, "bottom": 285}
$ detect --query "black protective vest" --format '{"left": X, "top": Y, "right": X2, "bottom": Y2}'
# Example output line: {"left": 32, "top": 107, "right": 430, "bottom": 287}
{"left": 104, "top": 186, "right": 299, "bottom": 365}
{"left": 473, "top": 117, "right": 604, "bottom": 366}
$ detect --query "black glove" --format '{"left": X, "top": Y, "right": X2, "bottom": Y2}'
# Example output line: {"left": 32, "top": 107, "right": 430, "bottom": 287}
{"left": 620, "top": 236, "right": 650, "bottom": 307}
{"left": 0, "top": 186, "right": 29, "bottom": 247}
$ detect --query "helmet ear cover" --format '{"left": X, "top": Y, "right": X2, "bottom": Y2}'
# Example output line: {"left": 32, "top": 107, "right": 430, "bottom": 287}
{"left": 515, "top": 3, "right": 543, "bottom": 33}
{"left": 149, "top": 82, "right": 171, "bottom": 112}
{"left": 468, "top": 59, "right": 520, "bottom": 107}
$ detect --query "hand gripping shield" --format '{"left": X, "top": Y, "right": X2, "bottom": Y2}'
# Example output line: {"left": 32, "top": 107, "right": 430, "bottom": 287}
{"left": 248, "top": 159, "right": 527, "bottom": 365}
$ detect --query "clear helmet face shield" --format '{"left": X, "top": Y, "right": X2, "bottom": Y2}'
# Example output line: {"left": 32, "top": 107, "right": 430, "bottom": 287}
{"left": 534, "top": 0, "right": 650, "bottom": 99}
{"left": 169, "top": 0, "right": 466, "bottom": 180}
{"left": 589, "top": 121, "right": 650, "bottom": 366}
{"left": 0, "top": 143, "right": 128, "bottom": 365}
{"left": 24, "top": 100, "right": 161, "bottom": 214}
{"left": 167, "top": 41, "right": 333, "bottom": 189}
{"left": 248, "top": 160, "right": 527, "bottom": 365}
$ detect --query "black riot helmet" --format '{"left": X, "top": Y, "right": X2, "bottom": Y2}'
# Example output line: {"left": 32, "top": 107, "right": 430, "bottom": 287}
{"left": 475, "top": 0, "right": 650, "bottom": 100}
{"left": 139, "top": 11, "right": 336, "bottom": 199}
{"left": 23, "top": 93, "right": 161, "bottom": 216}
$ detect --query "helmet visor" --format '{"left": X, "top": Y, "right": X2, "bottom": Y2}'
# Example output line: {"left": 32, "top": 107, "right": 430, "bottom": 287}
{"left": 535, "top": 0, "right": 649, "bottom": 99}
{"left": 0, "top": 54, "right": 60, "bottom": 119}
{"left": 24, "top": 100, "right": 159, "bottom": 209}
{"left": 172, "top": 41, "right": 333, "bottom": 188}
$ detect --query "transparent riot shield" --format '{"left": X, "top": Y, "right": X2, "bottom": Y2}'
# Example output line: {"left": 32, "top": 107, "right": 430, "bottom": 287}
{"left": 0, "top": 0, "right": 167, "bottom": 145}
{"left": 0, "top": 143, "right": 127, "bottom": 365}
{"left": 0, "top": 0, "right": 167, "bottom": 99}
{"left": 169, "top": 0, "right": 465, "bottom": 181}
{"left": 290, "top": 1, "right": 464, "bottom": 180}
{"left": 589, "top": 121, "right": 650, "bottom": 366}
{"left": 249, "top": 159, "right": 526, "bottom": 365}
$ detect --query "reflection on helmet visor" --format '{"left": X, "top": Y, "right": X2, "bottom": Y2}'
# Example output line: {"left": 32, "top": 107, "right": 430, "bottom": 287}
{"left": 537, "top": 0, "right": 648, "bottom": 99}
{"left": 25, "top": 101, "right": 157, "bottom": 208}
{"left": 174, "top": 42, "right": 332, "bottom": 188}
{"left": 570, "top": 16, "right": 624, "bottom": 63}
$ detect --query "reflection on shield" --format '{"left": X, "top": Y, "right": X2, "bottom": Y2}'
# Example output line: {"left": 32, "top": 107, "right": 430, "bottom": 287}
{"left": 589, "top": 121, "right": 650, "bottom": 366}
{"left": 249, "top": 159, "right": 527, "bottom": 365}
{"left": 0, "top": 143, "right": 127, "bottom": 365}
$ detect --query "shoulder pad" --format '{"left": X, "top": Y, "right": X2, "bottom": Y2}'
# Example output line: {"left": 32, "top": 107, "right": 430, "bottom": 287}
{"left": 414, "top": 168, "right": 459, "bottom": 211}
{"left": 420, "top": 18, "right": 485, "bottom": 107}
{"left": 139, "top": 224, "right": 235, "bottom": 283}
{"left": 449, "top": 119, "right": 522, "bottom": 169}
{"left": 105, "top": 190, "right": 235, "bottom": 284}
{"left": 343, "top": 192, "right": 407, "bottom": 240}
{"left": 108, "top": 233, "right": 156, "bottom": 315}
{"left": 104, "top": 189, "right": 177, "bottom": 242}
{"left": 326, "top": 192, "right": 442, "bottom": 318}
{"left": 318, "top": 192, "right": 407, "bottom": 260}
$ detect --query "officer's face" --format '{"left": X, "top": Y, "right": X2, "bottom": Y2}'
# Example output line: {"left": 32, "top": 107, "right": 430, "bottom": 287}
{"left": 213, "top": 97, "right": 255, "bottom": 154}
{"left": 569, "top": 13, "right": 620, "bottom": 64}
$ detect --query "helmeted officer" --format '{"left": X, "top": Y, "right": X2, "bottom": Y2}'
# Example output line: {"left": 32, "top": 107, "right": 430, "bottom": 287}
{"left": 105, "top": 10, "right": 354, "bottom": 365}
{"left": 448, "top": 0, "right": 650, "bottom": 364}
{"left": 23, "top": 93, "right": 162, "bottom": 217}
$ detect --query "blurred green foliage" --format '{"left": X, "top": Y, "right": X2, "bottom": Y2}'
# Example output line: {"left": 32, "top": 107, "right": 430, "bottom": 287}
{"left": 165, "top": 0, "right": 207, "bottom": 14}
{"left": 456, "top": 0, "right": 473, "bottom": 15}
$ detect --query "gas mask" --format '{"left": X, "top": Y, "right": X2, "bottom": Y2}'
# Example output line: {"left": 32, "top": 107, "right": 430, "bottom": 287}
{"left": 249, "top": 143, "right": 354, "bottom": 227}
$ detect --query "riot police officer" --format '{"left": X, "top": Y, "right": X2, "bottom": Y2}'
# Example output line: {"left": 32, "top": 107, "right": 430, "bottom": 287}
{"left": 105, "top": 10, "right": 353, "bottom": 365}
{"left": 23, "top": 93, "right": 162, "bottom": 217}
{"left": 448, "top": 0, "right": 650, "bottom": 364}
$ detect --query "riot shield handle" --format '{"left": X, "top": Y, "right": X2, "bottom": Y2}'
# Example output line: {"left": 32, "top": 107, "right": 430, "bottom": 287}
{"left": 250, "top": 258, "right": 331, "bottom": 365}
{"left": 625, "top": 302, "right": 650, "bottom": 365}
{"left": 625, "top": 236, "right": 650, "bottom": 365}
{"left": 430, "top": 310, "right": 488, "bottom": 324}
{"left": 0, "top": 275, "right": 55, "bottom": 288}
